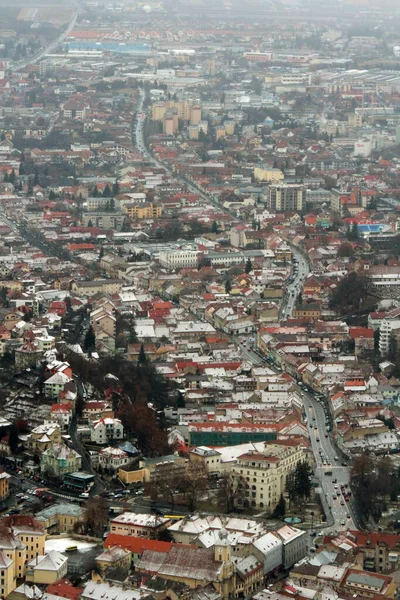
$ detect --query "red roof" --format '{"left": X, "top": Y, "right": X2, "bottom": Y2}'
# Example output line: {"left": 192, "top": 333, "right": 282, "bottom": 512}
{"left": 349, "top": 327, "right": 374, "bottom": 339}
{"left": 104, "top": 534, "right": 194, "bottom": 554}
{"left": 46, "top": 580, "right": 83, "bottom": 600}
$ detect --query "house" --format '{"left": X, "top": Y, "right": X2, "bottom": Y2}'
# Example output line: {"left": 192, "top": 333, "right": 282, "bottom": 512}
{"left": 0, "top": 471, "right": 10, "bottom": 501}
{"left": 89, "top": 418, "right": 124, "bottom": 444}
{"left": 41, "top": 443, "right": 82, "bottom": 477}
{"left": 28, "top": 424, "right": 62, "bottom": 453}
{"left": 26, "top": 550, "right": 68, "bottom": 584}
{"left": 98, "top": 447, "right": 133, "bottom": 471}
{"left": 44, "top": 372, "right": 72, "bottom": 400}
{"left": 50, "top": 403, "right": 73, "bottom": 429}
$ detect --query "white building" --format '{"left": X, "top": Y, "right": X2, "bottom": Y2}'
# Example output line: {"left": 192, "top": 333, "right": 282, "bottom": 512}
{"left": 44, "top": 372, "right": 72, "bottom": 400}
{"left": 99, "top": 447, "right": 132, "bottom": 470}
{"left": 90, "top": 418, "right": 124, "bottom": 445}
{"left": 276, "top": 525, "right": 307, "bottom": 569}
{"left": 158, "top": 250, "right": 199, "bottom": 271}
{"left": 379, "top": 317, "right": 400, "bottom": 356}
{"left": 252, "top": 532, "right": 283, "bottom": 575}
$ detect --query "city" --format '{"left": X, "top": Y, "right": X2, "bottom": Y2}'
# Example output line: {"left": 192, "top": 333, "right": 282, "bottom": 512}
{"left": 0, "top": 0, "right": 398, "bottom": 599}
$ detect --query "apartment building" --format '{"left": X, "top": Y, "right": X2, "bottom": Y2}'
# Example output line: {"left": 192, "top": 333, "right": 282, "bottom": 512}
{"left": 122, "top": 202, "right": 162, "bottom": 219}
{"left": 266, "top": 184, "right": 305, "bottom": 212}
{"left": 231, "top": 442, "right": 305, "bottom": 510}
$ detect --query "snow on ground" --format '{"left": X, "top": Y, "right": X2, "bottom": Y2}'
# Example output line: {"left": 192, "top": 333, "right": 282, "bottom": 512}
{"left": 45, "top": 537, "right": 97, "bottom": 553}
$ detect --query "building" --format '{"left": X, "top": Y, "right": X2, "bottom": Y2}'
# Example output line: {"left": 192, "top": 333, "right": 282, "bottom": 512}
{"left": 254, "top": 167, "right": 284, "bottom": 183}
{"left": 159, "top": 250, "right": 199, "bottom": 271}
{"left": 0, "top": 471, "right": 10, "bottom": 501}
{"left": 109, "top": 512, "right": 171, "bottom": 539}
{"left": 35, "top": 503, "right": 85, "bottom": 534}
{"left": 188, "top": 423, "right": 277, "bottom": 447}
{"left": 252, "top": 532, "right": 283, "bottom": 576}
{"left": 98, "top": 447, "right": 132, "bottom": 471}
{"left": 95, "top": 546, "right": 131, "bottom": 574}
{"left": 89, "top": 418, "right": 124, "bottom": 444}
{"left": 122, "top": 202, "right": 162, "bottom": 220}
{"left": 136, "top": 533, "right": 236, "bottom": 600}
{"left": 71, "top": 279, "right": 124, "bottom": 297}
{"left": 41, "top": 443, "right": 82, "bottom": 477}
{"left": 276, "top": 525, "right": 307, "bottom": 569}
{"left": 26, "top": 550, "right": 68, "bottom": 584}
{"left": 0, "top": 515, "right": 46, "bottom": 593}
{"left": 44, "top": 372, "right": 72, "bottom": 399}
{"left": 292, "top": 303, "right": 321, "bottom": 322}
{"left": 231, "top": 442, "right": 306, "bottom": 511}
{"left": 266, "top": 184, "right": 305, "bottom": 212}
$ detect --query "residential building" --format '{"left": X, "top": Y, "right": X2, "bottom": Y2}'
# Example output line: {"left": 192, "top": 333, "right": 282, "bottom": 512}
{"left": 26, "top": 551, "right": 68, "bottom": 584}
{"left": 266, "top": 184, "right": 305, "bottom": 212}
{"left": 0, "top": 471, "right": 10, "bottom": 501}
{"left": 89, "top": 418, "right": 124, "bottom": 444}
{"left": 122, "top": 202, "right": 162, "bottom": 219}
{"left": 159, "top": 250, "right": 199, "bottom": 271}
{"left": 41, "top": 443, "right": 82, "bottom": 477}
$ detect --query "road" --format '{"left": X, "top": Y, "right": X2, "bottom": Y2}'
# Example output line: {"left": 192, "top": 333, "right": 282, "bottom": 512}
{"left": 301, "top": 387, "right": 358, "bottom": 534}
{"left": 280, "top": 246, "right": 310, "bottom": 320}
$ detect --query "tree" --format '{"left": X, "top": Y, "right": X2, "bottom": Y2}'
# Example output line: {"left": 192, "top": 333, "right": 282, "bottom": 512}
{"left": 225, "top": 279, "right": 232, "bottom": 294}
{"left": 103, "top": 184, "right": 112, "bottom": 197}
{"left": 112, "top": 180, "right": 119, "bottom": 196}
{"left": 80, "top": 497, "right": 108, "bottom": 537}
{"left": 33, "top": 168, "right": 39, "bottom": 186}
{"left": 9, "top": 169, "right": 15, "bottom": 184}
{"left": 347, "top": 222, "right": 359, "bottom": 242}
{"left": 211, "top": 221, "right": 218, "bottom": 234}
{"left": 99, "top": 246, "right": 104, "bottom": 262}
{"left": 245, "top": 258, "right": 252, "bottom": 274}
{"left": 388, "top": 334, "right": 397, "bottom": 361}
{"left": 272, "top": 494, "right": 286, "bottom": 518}
{"left": 92, "top": 186, "right": 99, "bottom": 197}
{"left": 83, "top": 325, "right": 96, "bottom": 354}
{"left": 337, "top": 242, "right": 354, "bottom": 258}
{"left": 294, "top": 460, "right": 313, "bottom": 501}
{"left": 179, "top": 462, "right": 209, "bottom": 511}
{"left": 176, "top": 390, "right": 185, "bottom": 408}
{"left": 138, "top": 343, "right": 147, "bottom": 365}
{"left": 329, "top": 272, "right": 370, "bottom": 315}
{"left": 217, "top": 473, "right": 246, "bottom": 513}
{"left": 87, "top": 219, "right": 93, "bottom": 228}
{"left": 49, "top": 190, "right": 56, "bottom": 200}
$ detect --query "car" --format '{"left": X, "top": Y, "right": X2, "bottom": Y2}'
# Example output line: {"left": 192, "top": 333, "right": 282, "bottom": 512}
{"left": 316, "top": 437, "right": 320, "bottom": 442}
{"left": 341, "top": 520, "right": 345, "bottom": 526}
{"left": 325, "top": 433, "right": 328, "bottom": 438}
{"left": 310, "top": 531, "right": 317, "bottom": 537}
{"left": 341, "top": 500, "right": 345, "bottom": 505}
{"left": 347, "top": 514, "right": 351, "bottom": 519}
{"left": 332, "top": 495, "right": 337, "bottom": 500}
{"left": 345, "top": 496, "right": 350, "bottom": 502}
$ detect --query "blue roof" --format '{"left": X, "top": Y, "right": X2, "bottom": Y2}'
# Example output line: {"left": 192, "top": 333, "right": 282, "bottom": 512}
{"left": 357, "top": 224, "right": 384, "bottom": 233}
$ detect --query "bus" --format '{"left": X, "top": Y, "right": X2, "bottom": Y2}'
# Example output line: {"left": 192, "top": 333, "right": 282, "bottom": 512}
{"left": 163, "top": 515, "right": 185, "bottom": 520}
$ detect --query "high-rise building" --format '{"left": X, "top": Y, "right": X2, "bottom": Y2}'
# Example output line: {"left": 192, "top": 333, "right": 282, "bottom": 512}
{"left": 267, "top": 184, "right": 305, "bottom": 212}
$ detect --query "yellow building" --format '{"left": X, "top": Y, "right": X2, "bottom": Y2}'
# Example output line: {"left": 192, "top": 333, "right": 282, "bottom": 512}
{"left": 122, "top": 202, "right": 162, "bottom": 220}
{"left": 117, "top": 467, "right": 144, "bottom": 485}
{"left": 190, "top": 105, "right": 201, "bottom": 125}
{"left": 254, "top": 167, "right": 284, "bottom": 183}
{"left": 152, "top": 100, "right": 190, "bottom": 122}
{"left": 231, "top": 441, "right": 306, "bottom": 511}
{"left": 0, "top": 471, "right": 10, "bottom": 501}
{"left": 0, "top": 551, "right": 14, "bottom": 598}
{"left": 35, "top": 503, "right": 85, "bottom": 534}
{"left": 189, "top": 125, "right": 199, "bottom": 140}
{"left": 0, "top": 515, "right": 46, "bottom": 593}
{"left": 216, "top": 126, "right": 226, "bottom": 140}
{"left": 224, "top": 120, "right": 235, "bottom": 135}
{"left": 28, "top": 424, "right": 62, "bottom": 454}
{"left": 26, "top": 550, "right": 68, "bottom": 584}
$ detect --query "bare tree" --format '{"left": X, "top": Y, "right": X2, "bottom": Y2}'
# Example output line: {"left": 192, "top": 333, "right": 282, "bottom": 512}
{"left": 217, "top": 473, "right": 246, "bottom": 513}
